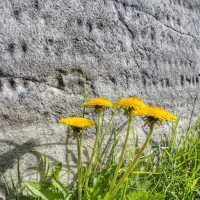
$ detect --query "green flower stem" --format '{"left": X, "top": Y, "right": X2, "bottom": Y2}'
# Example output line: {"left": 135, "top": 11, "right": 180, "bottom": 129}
{"left": 76, "top": 132, "right": 82, "bottom": 200}
{"left": 84, "top": 112, "right": 101, "bottom": 193}
{"left": 98, "top": 109, "right": 117, "bottom": 164}
{"left": 109, "top": 115, "right": 132, "bottom": 192}
{"left": 97, "top": 111, "right": 105, "bottom": 164}
{"left": 131, "top": 122, "right": 137, "bottom": 156}
{"left": 113, "top": 123, "right": 155, "bottom": 194}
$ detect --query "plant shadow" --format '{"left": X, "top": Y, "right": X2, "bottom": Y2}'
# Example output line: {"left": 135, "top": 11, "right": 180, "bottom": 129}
{"left": 0, "top": 139, "right": 37, "bottom": 197}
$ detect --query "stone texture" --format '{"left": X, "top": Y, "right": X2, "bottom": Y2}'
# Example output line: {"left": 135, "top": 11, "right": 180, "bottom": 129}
{"left": 0, "top": 0, "right": 200, "bottom": 195}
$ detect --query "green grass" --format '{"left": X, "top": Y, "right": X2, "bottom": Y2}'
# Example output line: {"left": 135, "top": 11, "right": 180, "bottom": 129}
{"left": 144, "top": 116, "right": 200, "bottom": 199}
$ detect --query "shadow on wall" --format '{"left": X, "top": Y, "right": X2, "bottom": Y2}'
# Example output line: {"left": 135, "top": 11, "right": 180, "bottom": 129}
{"left": 0, "top": 140, "right": 38, "bottom": 173}
{"left": 65, "top": 127, "right": 91, "bottom": 179}
{"left": 0, "top": 139, "right": 37, "bottom": 198}
{"left": 0, "top": 132, "right": 90, "bottom": 197}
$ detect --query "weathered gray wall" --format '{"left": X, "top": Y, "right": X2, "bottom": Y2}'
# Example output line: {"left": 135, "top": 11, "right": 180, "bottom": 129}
{"left": 0, "top": 0, "right": 200, "bottom": 197}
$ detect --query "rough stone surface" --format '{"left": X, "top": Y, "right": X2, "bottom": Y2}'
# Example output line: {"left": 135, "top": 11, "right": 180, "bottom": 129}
{"left": 0, "top": 0, "right": 200, "bottom": 195}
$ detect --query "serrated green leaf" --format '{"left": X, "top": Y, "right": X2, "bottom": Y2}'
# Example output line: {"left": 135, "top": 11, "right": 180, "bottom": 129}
{"left": 103, "top": 191, "right": 116, "bottom": 200}
{"left": 25, "top": 181, "right": 48, "bottom": 199}
{"left": 25, "top": 181, "right": 41, "bottom": 191}
{"left": 25, "top": 181, "right": 61, "bottom": 200}
{"left": 25, "top": 181, "right": 62, "bottom": 200}
{"left": 127, "top": 191, "right": 166, "bottom": 200}
{"left": 137, "top": 180, "right": 152, "bottom": 191}
{"left": 18, "top": 195, "right": 37, "bottom": 200}
{"left": 40, "top": 189, "right": 62, "bottom": 200}
{"left": 51, "top": 178, "right": 66, "bottom": 196}
{"left": 153, "top": 193, "right": 166, "bottom": 200}
{"left": 126, "top": 191, "right": 149, "bottom": 200}
{"left": 52, "top": 163, "right": 62, "bottom": 181}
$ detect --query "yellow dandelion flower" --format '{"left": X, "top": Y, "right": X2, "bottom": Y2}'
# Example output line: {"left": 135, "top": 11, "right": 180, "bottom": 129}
{"left": 114, "top": 97, "right": 147, "bottom": 115}
{"left": 59, "top": 117, "right": 95, "bottom": 130}
{"left": 82, "top": 97, "right": 113, "bottom": 113}
{"left": 134, "top": 106, "right": 177, "bottom": 125}
{"left": 82, "top": 97, "right": 113, "bottom": 107}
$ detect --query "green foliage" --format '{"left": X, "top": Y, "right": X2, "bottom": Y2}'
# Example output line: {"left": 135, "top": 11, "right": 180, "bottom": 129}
{"left": 3, "top": 115, "right": 199, "bottom": 199}
{"left": 6, "top": 154, "right": 75, "bottom": 200}
{"left": 146, "top": 116, "right": 200, "bottom": 199}
{"left": 126, "top": 191, "right": 166, "bottom": 200}
{"left": 1, "top": 76, "right": 199, "bottom": 200}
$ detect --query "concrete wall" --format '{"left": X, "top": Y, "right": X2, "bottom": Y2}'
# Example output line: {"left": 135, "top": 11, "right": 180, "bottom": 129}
{"left": 0, "top": 0, "right": 200, "bottom": 197}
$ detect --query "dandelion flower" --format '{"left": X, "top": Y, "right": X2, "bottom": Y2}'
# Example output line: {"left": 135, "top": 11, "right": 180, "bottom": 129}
{"left": 114, "top": 97, "right": 147, "bottom": 116}
{"left": 134, "top": 106, "right": 177, "bottom": 125}
{"left": 59, "top": 117, "right": 95, "bottom": 131}
{"left": 83, "top": 97, "right": 113, "bottom": 107}
{"left": 82, "top": 97, "right": 113, "bottom": 113}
